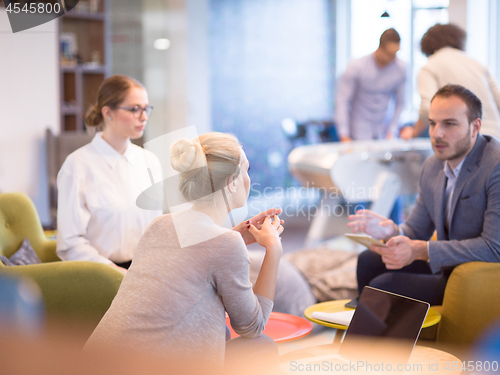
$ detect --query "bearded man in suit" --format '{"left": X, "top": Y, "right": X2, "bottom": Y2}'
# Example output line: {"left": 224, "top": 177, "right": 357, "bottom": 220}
{"left": 347, "top": 84, "right": 500, "bottom": 306}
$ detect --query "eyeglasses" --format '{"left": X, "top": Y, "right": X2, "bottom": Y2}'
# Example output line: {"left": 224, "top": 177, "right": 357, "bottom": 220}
{"left": 112, "top": 105, "right": 154, "bottom": 118}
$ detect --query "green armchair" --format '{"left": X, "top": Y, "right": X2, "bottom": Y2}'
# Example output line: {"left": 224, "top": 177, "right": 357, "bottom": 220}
{"left": 435, "top": 261, "right": 500, "bottom": 347}
{"left": 0, "top": 192, "right": 123, "bottom": 340}
{"left": 419, "top": 233, "right": 500, "bottom": 347}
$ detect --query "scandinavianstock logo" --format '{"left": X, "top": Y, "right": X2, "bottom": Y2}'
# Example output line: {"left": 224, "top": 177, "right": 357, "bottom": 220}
{"left": 3, "top": 1, "right": 79, "bottom": 33}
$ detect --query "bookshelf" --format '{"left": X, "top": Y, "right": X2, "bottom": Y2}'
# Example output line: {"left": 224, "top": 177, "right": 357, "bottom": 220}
{"left": 59, "top": 0, "right": 110, "bottom": 132}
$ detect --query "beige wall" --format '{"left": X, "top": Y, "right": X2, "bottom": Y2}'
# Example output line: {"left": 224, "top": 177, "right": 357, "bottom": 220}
{"left": 142, "top": 0, "right": 211, "bottom": 143}
{"left": 449, "top": 0, "right": 498, "bottom": 75}
{"left": 448, "top": 0, "right": 467, "bottom": 30}
{"left": 0, "top": 9, "right": 59, "bottom": 225}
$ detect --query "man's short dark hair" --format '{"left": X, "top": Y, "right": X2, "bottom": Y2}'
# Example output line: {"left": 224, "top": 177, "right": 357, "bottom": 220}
{"left": 379, "top": 28, "right": 401, "bottom": 47}
{"left": 420, "top": 24, "right": 466, "bottom": 57}
{"left": 431, "top": 84, "right": 482, "bottom": 123}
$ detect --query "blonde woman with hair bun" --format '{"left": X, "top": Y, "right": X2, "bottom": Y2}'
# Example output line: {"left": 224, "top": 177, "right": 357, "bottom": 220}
{"left": 56, "top": 75, "right": 162, "bottom": 274}
{"left": 86, "top": 132, "right": 285, "bottom": 374}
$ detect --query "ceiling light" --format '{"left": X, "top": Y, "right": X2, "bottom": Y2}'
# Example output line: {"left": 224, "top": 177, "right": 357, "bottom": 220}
{"left": 154, "top": 38, "right": 171, "bottom": 50}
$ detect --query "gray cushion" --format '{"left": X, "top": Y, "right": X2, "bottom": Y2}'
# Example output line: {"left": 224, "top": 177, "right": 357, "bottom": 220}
{"left": 248, "top": 250, "right": 317, "bottom": 317}
{"left": 284, "top": 248, "right": 358, "bottom": 302}
{"left": 0, "top": 239, "right": 42, "bottom": 266}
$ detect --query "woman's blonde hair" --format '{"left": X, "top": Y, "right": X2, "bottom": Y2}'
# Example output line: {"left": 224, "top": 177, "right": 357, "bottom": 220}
{"left": 85, "top": 75, "right": 145, "bottom": 127}
{"left": 170, "top": 132, "right": 241, "bottom": 202}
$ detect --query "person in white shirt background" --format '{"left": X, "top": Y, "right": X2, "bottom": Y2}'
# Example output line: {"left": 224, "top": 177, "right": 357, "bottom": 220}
{"left": 400, "top": 23, "right": 500, "bottom": 140}
{"left": 56, "top": 75, "right": 163, "bottom": 274}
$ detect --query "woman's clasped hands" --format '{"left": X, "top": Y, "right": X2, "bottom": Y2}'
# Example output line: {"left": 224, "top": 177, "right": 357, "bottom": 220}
{"left": 247, "top": 214, "right": 284, "bottom": 253}
{"left": 233, "top": 208, "right": 284, "bottom": 248}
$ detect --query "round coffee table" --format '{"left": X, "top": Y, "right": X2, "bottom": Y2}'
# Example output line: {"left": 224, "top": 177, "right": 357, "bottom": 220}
{"left": 304, "top": 299, "right": 441, "bottom": 343}
{"left": 279, "top": 343, "right": 462, "bottom": 374}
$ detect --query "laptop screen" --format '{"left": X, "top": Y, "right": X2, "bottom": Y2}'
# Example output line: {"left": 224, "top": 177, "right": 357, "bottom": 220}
{"left": 339, "top": 286, "right": 430, "bottom": 364}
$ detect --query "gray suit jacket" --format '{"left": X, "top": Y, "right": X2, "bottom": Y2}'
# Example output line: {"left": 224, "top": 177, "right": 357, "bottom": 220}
{"left": 401, "top": 134, "right": 500, "bottom": 273}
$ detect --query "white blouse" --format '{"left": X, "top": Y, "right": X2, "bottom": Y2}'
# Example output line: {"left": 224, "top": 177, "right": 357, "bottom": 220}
{"left": 418, "top": 47, "right": 500, "bottom": 138}
{"left": 56, "top": 133, "right": 163, "bottom": 264}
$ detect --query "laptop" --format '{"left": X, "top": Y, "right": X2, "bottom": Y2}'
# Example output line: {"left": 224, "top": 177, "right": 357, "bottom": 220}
{"left": 339, "top": 286, "right": 430, "bottom": 363}
{"left": 289, "top": 287, "right": 429, "bottom": 372}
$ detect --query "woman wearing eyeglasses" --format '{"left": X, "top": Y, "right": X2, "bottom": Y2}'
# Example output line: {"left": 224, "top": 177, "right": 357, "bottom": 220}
{"left": 56, "top": 75, "right": 162, "bottom": 273}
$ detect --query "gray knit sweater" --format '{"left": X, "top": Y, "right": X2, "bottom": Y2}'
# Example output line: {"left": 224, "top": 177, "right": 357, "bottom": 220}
{"left": 85, "top": 209, "right": 273, "bottom": 371}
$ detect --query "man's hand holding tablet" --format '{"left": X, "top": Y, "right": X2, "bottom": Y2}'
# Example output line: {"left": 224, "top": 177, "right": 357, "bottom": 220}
{"left": 346, "top": 209, "right": 429, "bottom": 269}
{"left": 347, "top": 209, "right": 399, "bottom": 242}
{"left": 345, "top": 233, "right": 387, "bottom": 248}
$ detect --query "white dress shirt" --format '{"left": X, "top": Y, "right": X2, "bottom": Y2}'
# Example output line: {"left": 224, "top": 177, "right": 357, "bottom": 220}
{"left": 400, "top": 158, "right": 465, "bottom": 257}
{"left": 443, "top": 159, "right": 465, "bottom": 232}
{"left": 418, "top": 47, "right": 500, "bottom": 138}
{"left": 56, "top": 133, "right": 163, "bottom": 264}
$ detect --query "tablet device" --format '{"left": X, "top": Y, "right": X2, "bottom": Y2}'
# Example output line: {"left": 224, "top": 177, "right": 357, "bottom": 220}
{"left": 345, "top": 233, "right": 387, "bottom": 248}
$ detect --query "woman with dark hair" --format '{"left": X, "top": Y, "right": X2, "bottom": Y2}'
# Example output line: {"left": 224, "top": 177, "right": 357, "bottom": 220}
{"left": 56, "top": 75, "right": 163, "bottom": 273}
{"left": 420, "top": 23, "right": 466, "bottom": 57}
{"left": 401, "top": 24, "right": 500, "bottom": 140}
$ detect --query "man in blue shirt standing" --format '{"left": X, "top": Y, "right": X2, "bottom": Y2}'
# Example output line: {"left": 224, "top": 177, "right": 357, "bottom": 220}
{"left": 335, "top": 28, "right": 406, "bottom": 142}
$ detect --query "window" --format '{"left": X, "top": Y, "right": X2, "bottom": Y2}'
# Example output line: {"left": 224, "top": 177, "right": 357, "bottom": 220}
{"left": 350, "top": 0, "right": 449, "bottom": 123}
{"left": 411, "top": 1, "right": 449, "bottom": 110}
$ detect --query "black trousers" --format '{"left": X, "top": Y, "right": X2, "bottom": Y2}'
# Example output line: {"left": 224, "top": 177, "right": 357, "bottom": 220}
{"left": 115, "top": 260, "right": 132, "bottom": 269}
{"left": 356, "top": 250, "right": 449, "bottom": 305}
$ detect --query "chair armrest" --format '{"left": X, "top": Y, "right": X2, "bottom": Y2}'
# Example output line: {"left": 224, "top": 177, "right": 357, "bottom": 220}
{"left": 437, "top": 262, "right": 500, "bottom": 346}
{"left": 38, "top": 240, "right": 60, "bottom": 263}
{"left": 1, "top": 261, "right": 123, "bottom": 339}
